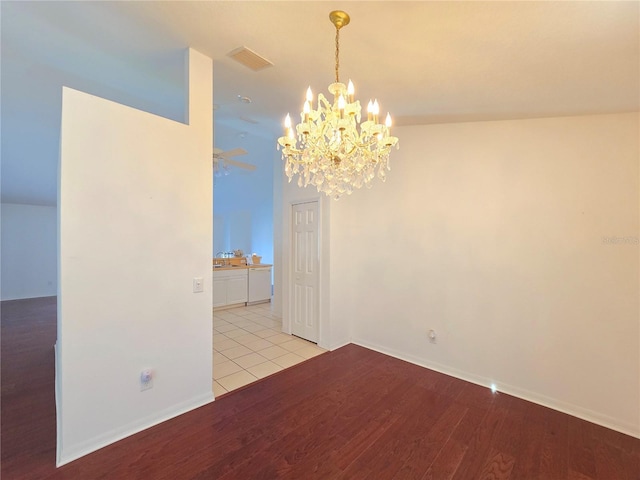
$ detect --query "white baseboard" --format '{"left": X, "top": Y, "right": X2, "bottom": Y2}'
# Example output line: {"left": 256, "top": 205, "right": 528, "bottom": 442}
{"left": 326, "top": 339, "right": 352, "bottom": 351}
{"left": 352, "top": 338, "right": 640, "bottom": 440}
{"left": 56, "top": 392, "right": 214, "bottom": 467}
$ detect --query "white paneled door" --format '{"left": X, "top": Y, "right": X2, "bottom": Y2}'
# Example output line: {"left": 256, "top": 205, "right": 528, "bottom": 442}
{"left": 291, "top": 201, "right": 319, "bottom": 343}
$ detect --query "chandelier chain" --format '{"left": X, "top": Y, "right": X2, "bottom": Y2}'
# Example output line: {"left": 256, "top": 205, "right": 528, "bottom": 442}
{"left": 335, "top": 27, "right": 340, "bottom": 83}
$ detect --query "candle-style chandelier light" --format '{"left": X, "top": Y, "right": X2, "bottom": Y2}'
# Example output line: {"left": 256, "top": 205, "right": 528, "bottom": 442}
{"left": 277, "top": 11, "right": 399, "bottom": 200}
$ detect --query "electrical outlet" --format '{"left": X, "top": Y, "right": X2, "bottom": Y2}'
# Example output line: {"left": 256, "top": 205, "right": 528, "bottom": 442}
{"left": 428, "top": 329, "right": 437, "bottom": 344}
{"left": 140, "top": 369, "right": 153, "bottom": 391}
{"left": 193, "top": 277, "right": 204, "bottom": 293}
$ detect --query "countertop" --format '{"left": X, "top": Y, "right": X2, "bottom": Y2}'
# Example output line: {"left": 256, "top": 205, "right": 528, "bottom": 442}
{"left": 213, "top": 264, "right": 272, "bottom": 272}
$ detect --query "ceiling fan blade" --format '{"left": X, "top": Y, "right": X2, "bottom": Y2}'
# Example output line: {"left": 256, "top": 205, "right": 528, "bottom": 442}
{"left": 224, "top": 158, "right": 257, "bottom": 171}
{"left": 220, "top": 147, "right": 247, "bottom": 158}
{"left": 212, "top": 147, "right": 254, "bottom": 172}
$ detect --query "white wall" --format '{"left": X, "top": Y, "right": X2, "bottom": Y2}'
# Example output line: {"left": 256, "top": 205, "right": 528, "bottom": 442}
{"left": 213, "top": 214, "right": 228, "bottom": 256}
{"left": 1, "top": 203, "right": 57, "bottom": 300}
{"left": 56, "top": 49, "right": 213, "bottom": 465}
{"left": 330, "top": 112, "right": 639, "bottom": 438}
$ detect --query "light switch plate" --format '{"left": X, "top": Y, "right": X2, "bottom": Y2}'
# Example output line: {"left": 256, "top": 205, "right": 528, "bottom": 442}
{"left": 193, "top": 277, "right": 204, "bottom": 293}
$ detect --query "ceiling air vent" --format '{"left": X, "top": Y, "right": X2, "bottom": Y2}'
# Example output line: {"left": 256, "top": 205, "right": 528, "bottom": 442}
{"left": 227, "top": 46, "right": 273, "bottom": 71}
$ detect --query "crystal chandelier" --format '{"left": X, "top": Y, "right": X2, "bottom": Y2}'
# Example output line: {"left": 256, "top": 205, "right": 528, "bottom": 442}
{"left": 277, "top": 11, "right": 399, "bottom": 200}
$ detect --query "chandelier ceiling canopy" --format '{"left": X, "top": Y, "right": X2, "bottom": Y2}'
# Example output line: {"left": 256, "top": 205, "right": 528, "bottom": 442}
{"left": 277, "top": 10, "right": 399, "bottom": 200}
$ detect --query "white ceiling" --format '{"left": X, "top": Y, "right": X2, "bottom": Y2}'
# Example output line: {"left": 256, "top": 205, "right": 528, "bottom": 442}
{"left": 1, "top": 1, "right": 638, "bottom": 205}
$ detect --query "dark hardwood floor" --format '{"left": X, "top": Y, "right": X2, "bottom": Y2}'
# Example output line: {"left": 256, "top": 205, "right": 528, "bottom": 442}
{"left": 2, "top": 297, "right": 639, "bottom": 479}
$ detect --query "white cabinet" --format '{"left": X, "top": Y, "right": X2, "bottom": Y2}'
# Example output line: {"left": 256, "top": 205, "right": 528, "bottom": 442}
{"left": 213, "top": 277, "right": 228, "bottom": 308}
{"left": 213, "top": 269, "right": 248, "bottom": 308}
{"left": 227, "top": 275, "right": 248, "bottom": 305}
{"left": 248, "top": 267, "right": 272, "bottom": 304}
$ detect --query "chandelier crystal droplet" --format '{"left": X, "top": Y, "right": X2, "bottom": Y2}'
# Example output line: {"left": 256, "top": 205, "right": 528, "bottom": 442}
{"left": 277, "top": 10, "right": 399, "bottom": 200}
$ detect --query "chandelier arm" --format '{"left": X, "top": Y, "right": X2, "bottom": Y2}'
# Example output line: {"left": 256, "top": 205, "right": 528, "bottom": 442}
{"left": 342, "top": 127, "right": 374, "bottom": 152}
{"left": 341, "top": 143, "right": 358, "bottom": 158}
{"left": 317, "top": 118, "right": 335, "bottom": 148}
{"left": 312, "top": 134, "right": 333, "bottom": 161}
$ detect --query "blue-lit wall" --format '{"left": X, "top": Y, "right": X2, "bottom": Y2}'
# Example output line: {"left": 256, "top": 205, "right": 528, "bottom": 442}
{"left": 213, "top": 123, "right": 276, "bottom": 267}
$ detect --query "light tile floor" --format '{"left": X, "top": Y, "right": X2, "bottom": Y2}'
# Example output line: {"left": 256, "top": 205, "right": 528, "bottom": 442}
{"left": 213, "top": 303, "right": 326, "bottom": 397}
